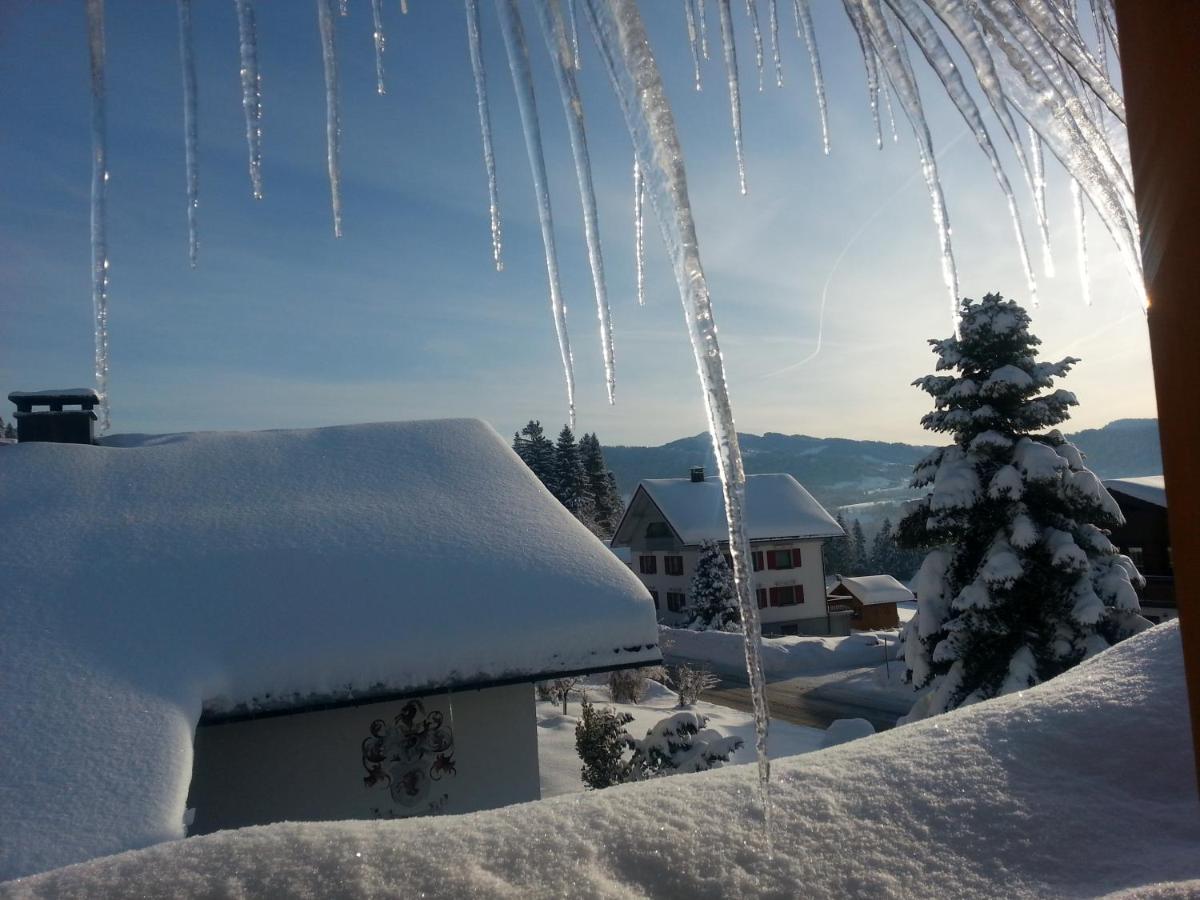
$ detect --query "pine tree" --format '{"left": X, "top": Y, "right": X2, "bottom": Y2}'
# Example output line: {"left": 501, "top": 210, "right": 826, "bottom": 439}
{"left": 685, "top": 540, "right": 740, "bottom": 631}
{"left": 579, "top": 433, "right": 623, "bottom": 537}
{"left": 824, "top": 512, "right": 852, "bottom": 578}
{"left": 575, "top": 701, "right": 634, "bottom": 790}
{"left": 850, "top": 520, "right": 868, "bottom": 575}
{"left": 513, "top": 420, "right": 556, "bottom": 487}
{"left": 870, "top": 518, "right": 898, "bottom": 575}
{"left": 553, "top": 425, "right": 593, "bottom": 522}
{"left": 625, "top": 711, "right": 743, "bottom": 779}
{"left": 898, "top": 294, "right": 1149, "bottom": 721}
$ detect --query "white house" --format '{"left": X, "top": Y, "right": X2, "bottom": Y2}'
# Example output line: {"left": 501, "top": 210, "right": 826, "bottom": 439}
{"left": 610, "top": 467, "right": 845, "bottom": 636}
{"left": 0, "top": 417, "right": 660, "bottom": 881}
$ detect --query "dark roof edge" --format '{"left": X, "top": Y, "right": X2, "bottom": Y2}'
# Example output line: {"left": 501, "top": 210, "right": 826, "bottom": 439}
{"left": 198, "top": 650, "right": 663, "bottom": 727}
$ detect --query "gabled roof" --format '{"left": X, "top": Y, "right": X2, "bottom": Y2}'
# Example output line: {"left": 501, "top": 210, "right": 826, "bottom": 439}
{"left": 830, "top": 574, "right": 915, "bottom": 606}
{"left": 0, "top": 419, "right": 658, "bottom": 880}
{"left": 613, "top": 474, "right": 843, "bottom": 546}
{"left": 1102, "top": 475, "right": 1167, "bottom": 509}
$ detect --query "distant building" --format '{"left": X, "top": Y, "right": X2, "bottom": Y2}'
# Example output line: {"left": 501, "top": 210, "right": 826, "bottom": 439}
{"left": 1103, "top": 476, "right": 1175, "bottom": 623}
{"left": 611, "top": 467, "right": 846, "bottom": 636}
{"left": 826, "top": 574, "right": 912, "bottom": 631}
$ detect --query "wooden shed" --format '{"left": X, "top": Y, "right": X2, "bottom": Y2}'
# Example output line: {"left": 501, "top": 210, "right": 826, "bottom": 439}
{"left": 827, "top": 575, "right": 912, "bottom": 631}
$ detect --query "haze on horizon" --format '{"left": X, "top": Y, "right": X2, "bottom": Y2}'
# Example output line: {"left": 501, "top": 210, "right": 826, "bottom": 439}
{"left": 0, "top": 2, "right": 1157, "bottom": 447}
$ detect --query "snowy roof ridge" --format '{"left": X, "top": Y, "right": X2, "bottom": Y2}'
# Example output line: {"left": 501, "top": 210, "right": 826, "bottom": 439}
{"left": 0, "top": 419, "right": 659, "bottom": 880}
{"left": 616, "top": 473, "right": 842, "bottom": 545}
{"left": 1102, "top": 475, "right": 1167, "bottom": 509}
{"left": 831, "top": 574, "right": 915, "bottom": 606}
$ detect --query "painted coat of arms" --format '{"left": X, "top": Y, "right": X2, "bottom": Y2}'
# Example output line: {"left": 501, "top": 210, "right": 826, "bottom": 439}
{"left": 361, "top": 699, "right": 456, "bottom": 811}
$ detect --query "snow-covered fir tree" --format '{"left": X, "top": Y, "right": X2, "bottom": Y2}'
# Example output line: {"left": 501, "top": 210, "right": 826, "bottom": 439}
{"left": 626, "top": 712, "right": 743, "bottom": 779}
{"left": 824, "top": 512, "right": 853, "bottom": 576}
{"left": 579, "top": 432, "right": 624, "bottom": 538}
{"left": 553, "top": 425, "right": 594, "bottom": 522}
{"left": 512, "top": 420, "right": 555, "bottom": 486}
{"left": 898, "top": 294, "right": 1149, "bottom": 721}
{"left": 685, "top": 540, "right": 740, "bottom": 631}
{"left": 870, "top": 518, "right": 899, "bottom": 575}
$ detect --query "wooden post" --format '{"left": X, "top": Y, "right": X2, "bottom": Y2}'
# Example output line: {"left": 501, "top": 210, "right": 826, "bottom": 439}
{"left": 1113, "top": 0, "right": 1200, "bottom": 787}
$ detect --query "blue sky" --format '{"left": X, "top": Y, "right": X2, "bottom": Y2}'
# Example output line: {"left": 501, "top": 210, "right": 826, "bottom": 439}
{"left": 0, "top": 1, "right": 1155, "bottom": 445}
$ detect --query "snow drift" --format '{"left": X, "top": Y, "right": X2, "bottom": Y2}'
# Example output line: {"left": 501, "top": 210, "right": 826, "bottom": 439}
{"left": 5, "top": 622, "right": 1194, "bottom": 898}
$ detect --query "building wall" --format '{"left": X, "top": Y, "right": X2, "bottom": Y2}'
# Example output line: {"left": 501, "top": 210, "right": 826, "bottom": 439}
{"left": 187, "top": 682, "right": 538, "bottom": 834}
{"left": 1108, "top": 493, "right": 1175, "bottom": 621}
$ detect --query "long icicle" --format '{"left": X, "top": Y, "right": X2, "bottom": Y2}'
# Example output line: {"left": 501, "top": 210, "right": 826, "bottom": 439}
{"left": 716, "top": 0, "right": 747, "bottom": 194}
{"left": 371, "top": 0, "right": 386, "bottom": 94}
{"left": 494, "top": 0, "right": 577, "bottom": 429}
{"left": 878, "top": 57, "right": 899, "bottom": 143}
{"left": 745, "top": 0, "right": 765, "bottom": 91}
{"left": 582, "top": 0, "right": 772, "bottom": 843}
{"left": 634, "top": 157, "right": 645, "bottom": 306}
{"left": 793, "top": 0, "right": 829, "bottom": 153}
{"left": 1027, "top": 124, "right": 1054, "bottom": 276}
{"left": 567, "top": 0, "right": 582, "bottom": 69}
{"left": 844, "top": 1, "right": 882, "bottom": 149}
{"left": 697, "top": 0, "right": 709, "bottom": 59}
{"left": 178, "top": 0, "right": 200, "bottom": 268}
{"left": 1070, "top": 178, "right": 1092, "bottom": 306}
{"left": 317, "top": 0, "right": 343, "bottom": 237}
{"left": 534, "top": 0, "right": 616, "bottom": 405}
{"left": 684, "top": 0, "right": 703, "bottom": 91}
{"left": 767, "top": 0, "right": 782, "bottom": 87}
{"left": 465, "top": 0, "right": 503, "bottom": 271}
{"left": 234, "top": 0, "right": 264, "bottom": 200}
{"left": 86, "top": 0, "right": 111, "bottom": 433}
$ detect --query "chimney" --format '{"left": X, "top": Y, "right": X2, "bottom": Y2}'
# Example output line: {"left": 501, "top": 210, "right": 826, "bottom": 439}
{"left": 8, "top": 389, "right": 100, "bottom": 445}
{"left": 690, "top": 466, "right": 705, "bottom": 483}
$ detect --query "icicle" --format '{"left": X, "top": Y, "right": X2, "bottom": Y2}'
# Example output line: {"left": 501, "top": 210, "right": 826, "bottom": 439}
{"left": 716, "top": 0, "right": 747, "bottom": 194}
{"left": 745, "top": 0, "right": 765, "bottom": 92}
{"left": 581, "top": 0, "right": 772, "bottom": 841}
{"left": 684, "top": 0, "right": 703, "bottom": 91}
{"left": 697, "top": 0, "right": 709, "bottom": 60}
{"left": 634, "top": 157, "right": 645, "bottom": 307}
{"left": 767, "top": 0, "right": 782, "bottom": 87}
{"left": 1027, "top": 125, "right": 1053, "bottom": 277}
{"left": 177, "top": 0, "right": 199, "bottom": 268}
{"left": 400, "top": 0, "right": 408, "bottom": 13}
{"left": 844, "top": 2, "right": 882, "bottom": 149}
{"left": 317, "top": 0, "right": 343, "bottom": 237}
{"left": 371, "top": 0, "right": 386, "bottom": 94}
{"left": 494, "top": 0, "right": 576, "bottom": 429}
{"left": 879, "top": 0, "right": 1038, "bottom": 303}
{"left": 339, "top": 0, "right": 349, "bottom": 15}
{"left": 567, "top": 0, "right": 581, "bottom": 70}
{"left": 86, "top": 0, "right": 111, "bottom": 433}
{"left": 878, "top": 57, "right": 899, "bottom": 143}
{"left": 1071, "top": 179, "right": 1092, "bottom": 307}
{"left": 1087, "top": 0, "right": 1109, "bottom": 79}
{"left": 792, "top": 0, "right": 829, "bottom": 154}
{"left": 234, "top": 0, "right": 264, "bottom": 200}
{"left": 465, "top": 0, "right": 503, "bottom": 271}
{"left": 855, "top": 0, "right": 959, "bottom": 324}
{"left": 534, "top": 0, "right": 616, "bottom": 405}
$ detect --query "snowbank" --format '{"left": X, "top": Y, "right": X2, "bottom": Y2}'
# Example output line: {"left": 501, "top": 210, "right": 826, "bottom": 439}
{"left": 660, "top": 625, "right": 900, "bottom": 678}
{"left": 0, "top": 420, "right": 659, "bottom": 881}
{"left": 5, "top": 623, "right": 1195, "bottom": 898}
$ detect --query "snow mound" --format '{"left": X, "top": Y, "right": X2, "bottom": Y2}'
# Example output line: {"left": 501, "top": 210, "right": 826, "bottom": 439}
{"left": 0, "top": 420, "right": 658, "bottom": 881}
{"left": 820, "top": 718, "right": 876, "bottom": 747}
{"left": 5, "top": 623, "right": 1194, "bottom": 898}
{"left": 661, "top": 625, "right": 899, "bottom": 678}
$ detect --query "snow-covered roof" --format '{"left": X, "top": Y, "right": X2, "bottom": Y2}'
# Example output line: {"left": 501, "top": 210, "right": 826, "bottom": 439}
{"left": 10, "top": 623, "right": 1195, "bottom": 898}
{"left": 829, "top": 574, "right": 915, "bottom": 606}
{"left": 0, "top": 419, "right": 659, "bottom": 880}
{"left": 1102, "top": 475, "right": 1167, "bottom": 509}
{"left": 8, "top": 387, "right": 99, "bottom": 400}
{"left": 615, "top": 474, "right": 843, "bottom": 545}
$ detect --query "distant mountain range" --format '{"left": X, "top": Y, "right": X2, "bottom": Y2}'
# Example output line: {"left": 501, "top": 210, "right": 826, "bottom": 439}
{"left": 605, "top": 419, "right": 1162, "bottom": 514}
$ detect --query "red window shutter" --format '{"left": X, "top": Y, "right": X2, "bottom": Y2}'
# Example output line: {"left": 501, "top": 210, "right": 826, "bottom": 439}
{"left": 756, "top": 588, "right": 767, "bottom": 609}
{"left": 766, "top": 551, "right": 777, "bottom": 570}
{"left": 753, "top": 551, "right": 764, "bottom": 571}
{"left": 796, "top": 585, "right": 805, "bottom": 604}
{"left": 769, "top": 587, "right": 780, "bottom": 606}
{"left": 792, "top": 548, "right": 801, "bottom": 567}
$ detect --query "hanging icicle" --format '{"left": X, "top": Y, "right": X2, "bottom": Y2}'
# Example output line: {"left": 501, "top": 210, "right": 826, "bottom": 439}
{"left": 878, "top": 57, "right": 899, "bottom": 143}
{"left": 745, "top": 0, "right": 765, "bottom": 92}
{"left": 634, "top": 157, "right": 645, "bottom": 307}
{"left": 767, "top": 0, "right": 782, "bottom": 87}
{"left": 317, "top": 0, "right": 344, "bottom": 237}
{"left": 465, "top": 0, "right": 503, "bottom": 271}
{"left": 685, "top": 0, "right": 703, "bottom": 91}
{"left": 534, "top": 0, "right": 616, "bottom": 405}
{"left": 1071, "top": 179, "right": 1092, "bottom": 306}
{"left": 234, "top": 0, "right": 264, "bottom": 200}
{"left": 567, "top": 0, "right": 582, "bottom": 70}
{"left": 716, "top": 0, "right": 747, "bottom": 194}
{"left": 844, "top": 1, "right": 883, "bottom": 149}
{"left": 697, "top": 0, "right": 710, "bottom": 60}
{"left": 494, "top": 0, "right": 577, "bottom": 429}
{"left": 371, "top": 0, "right": 387, "bottom": 94}
{"left": 86, "top": 0, "right": 111, "bottom": 433}
{"left": 339, "top": 0, "right": 349, "bottom": 15}
{"left": 177, "top": 0, "right": 200, "bottom": 268}
{"left": 793, "top": 0, "right": 829, "bottom": 154}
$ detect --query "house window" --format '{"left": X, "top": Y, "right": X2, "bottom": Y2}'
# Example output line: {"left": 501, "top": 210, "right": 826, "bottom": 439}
{"left": 666, "top": 592, "right": 686, "bottom": 613}
{"left": 646, "top": 522, "right": 671, "bottom": 539}
{"left": 769, "top": 585, "right": 804, "bottom": 606}
{"left": 1127, "top": 546, "right": 1145, "bottom": 567}
{"left": 767, "top": 549, "right": 798, "bottom": 570}
{"left": 752, "top": 551, "right": 764, "bottom": 571}
{"left": 639, "top": 555, "right": 657, "bottom": 575}
{"left": 649, "top": 590, "right": 660, "bottom": 611}
{"left": 665, "top": 555, "right": 684, "bottom": 576}
{"left": 756, "top": 588, "right": 768, "bottom": 609}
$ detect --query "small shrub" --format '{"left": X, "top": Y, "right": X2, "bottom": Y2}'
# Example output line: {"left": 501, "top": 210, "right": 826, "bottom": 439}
{"left": 607, "top": 665, "right": 666, "bottom": 704}
{"left": 668, "top": 663, "right": 720, "bottom": 707}
{"left": 538, "top": 677, "right": 584, "bottom": 714}
{"left": 575, "top": 701, "right": 634, "bottom": 789}
{"left": 627, "top": 711, "right": 743, "bottom": 780}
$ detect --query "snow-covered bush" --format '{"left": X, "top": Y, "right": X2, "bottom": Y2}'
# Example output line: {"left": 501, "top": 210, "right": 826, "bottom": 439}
{"left": 575, "top": 701, "right": 635, "bottom": 790}
{"left": 626, "top": 712, "right": 743, "bottom": 779}
{"left": 668, "top": 663, "right": 720, "bottom": 707}
{"left": 607, "top": 665, "right": 665, "bottom": 704}
{"left": 685, "top": 540, "right": 741, "bottom": 631}
{"left": 898, "top": 294, "right": 1150, "bottom": 721}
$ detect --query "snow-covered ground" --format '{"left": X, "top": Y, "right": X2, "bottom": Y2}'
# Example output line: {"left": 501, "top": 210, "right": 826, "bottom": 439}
{"left": 661, "top": 625, "right": 901, "bottom": 680}
{"left": 536, "top": 680, "right": 826, "bottom": 798}
{"left": 6, "top": 622, "right": 1195, "bottom": 898}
